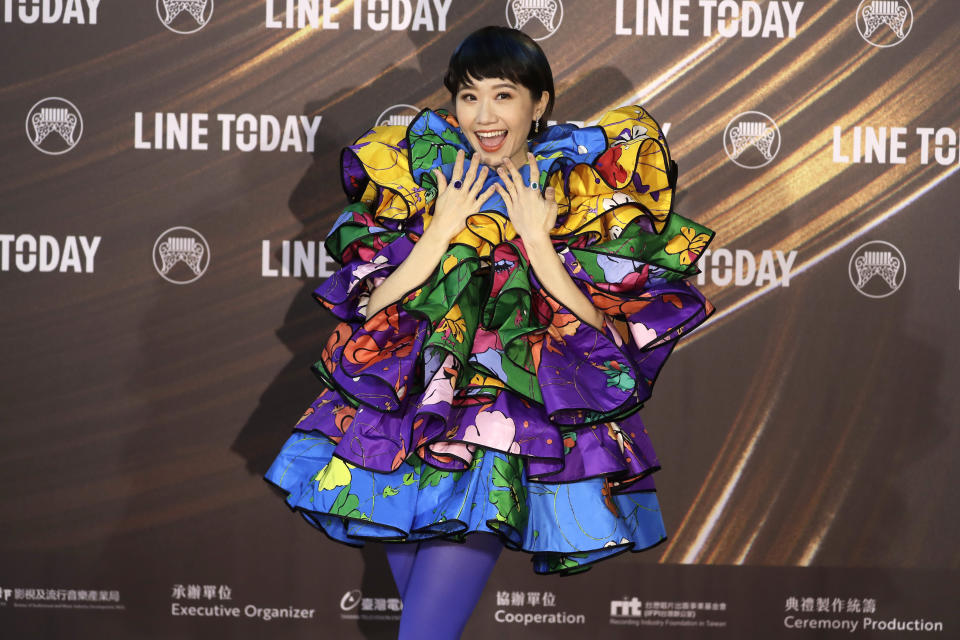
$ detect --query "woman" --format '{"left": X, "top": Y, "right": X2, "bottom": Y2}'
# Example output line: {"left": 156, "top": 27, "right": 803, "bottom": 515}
{"left": 266, "top": 25, "right": 714, "bottom": 638}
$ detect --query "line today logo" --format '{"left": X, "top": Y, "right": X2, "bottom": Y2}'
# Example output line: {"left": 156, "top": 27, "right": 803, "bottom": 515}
{"left": 832, "top": 125, "right": 960, "bottom": 166}
{"left": 266, "top": 0, "right": 452, "bottom": 31}
{"left": 0, "top": 233, "right": 101, "bottom": 274}
{"left": 134, "top": 111, "right": 322, "bottom": 152}
{"left": 2, "top": 0, "right": 100, "bottom": 24}
{"left": 615, "top": 0, "right": 804, "bottom": 38}
{"left": 695, "top": 248, "right": 797, "bottom": 288}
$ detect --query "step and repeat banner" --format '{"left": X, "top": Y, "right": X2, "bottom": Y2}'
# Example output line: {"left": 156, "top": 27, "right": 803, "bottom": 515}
{"left": 1, "top": 1, "right": 958, "bottom": 638}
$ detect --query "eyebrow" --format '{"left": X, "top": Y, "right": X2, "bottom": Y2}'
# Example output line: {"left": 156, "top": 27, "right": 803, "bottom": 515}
{"left": 459, "top": 81, "right": 518, "bottom": 91}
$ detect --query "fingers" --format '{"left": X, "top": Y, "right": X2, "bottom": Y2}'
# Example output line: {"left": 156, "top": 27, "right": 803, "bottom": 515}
{"left": 496, "top": 161, "right": 519, "bottom": 200}
{"left": 463, "top": 152, "right": 479, "bottom": 186}
{"left": 433, "top": 168, "right": 447, "bottom": 192}
{"left": 467, "top": 165, "right": 489, "bottom": 197}
{"left": 451, "top": 148, "right": 465, "bottom": 182}
{"left": 527, "top": 152, "right": 541, "bottom": 189}
{"left": 477, "top": 184, "right": 499, "bottom": 207}
{"left": 493, "top": 183, "right": 510, "bottom": 206}
{"left": 501, "top": 157, "right": 525, "bottom": 190}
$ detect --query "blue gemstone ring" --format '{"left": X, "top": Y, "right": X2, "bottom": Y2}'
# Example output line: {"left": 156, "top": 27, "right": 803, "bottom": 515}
{"left": 452, "top": 180, "right": 463, "bottom": 189}
{"left": 529, "top": 180, "right": 539, "bottom": 189}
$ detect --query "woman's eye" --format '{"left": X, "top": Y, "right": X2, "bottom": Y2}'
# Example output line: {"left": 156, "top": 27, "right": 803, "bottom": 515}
{"left": 497, "top": 92, "right": 512, "bottom": 99}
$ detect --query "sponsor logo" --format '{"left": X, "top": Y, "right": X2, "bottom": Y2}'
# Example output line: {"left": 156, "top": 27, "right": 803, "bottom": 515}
{"left": 375, "top": 104, "right": 421, "bottom": 128}
{"left": 506, "top": 0, "right": 563, "bottom": 41}
{"left": 615, "top": 0, "right": 803, "bottom": 38}
{"left": 695, "top": 249, "right": 797, "bottom": 287}
{"left": 2, "top": 0, "right": 101, "bottom": 24}
{"left": 266, "top": 0, "right": 452, "bottom": 32}
{"left": 833, "top": 126, "right": 960, "bottom": 166}
{"left": 133, "top": 112, "right": 322, "bottom": 152}
{"left": 723, "top": 111, "right": 780, "bottom": 169}
{"left": 0, "top": 585, "right": 122, "bottom": 610}
{"left": 261, "top": 240, "right": 337, "bottom": 278}
{"left": 609, "top": 596, "right": 729, "bottom": 629}
{"left": 610, "top": 596, "right": 644, "bottom": 617}
{"left": 848, "top": 241, "right": 904, "bottom": 298}
{"left": 0, "top": 233, "right": 100, "bottom": 274}
{"left": 26, "top": 97, "right": 83, "bottom": 155}
{"left": 157, "top": 0, "right": 214, "bottom": 34}
{"left": 338, "top": 589, "right": 402, "bottom": 620}
{"left": 856, "top": 0, "right": 912, "bottom": 48}
{"left": 153, "top": 227, "right": 210, "bottom": 284}
{"left": 339, "top": 589, "right": 361, "bottom": 612}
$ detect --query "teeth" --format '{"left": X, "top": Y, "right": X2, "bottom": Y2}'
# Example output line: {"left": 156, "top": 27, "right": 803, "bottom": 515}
{"left": 477, "top": 131, "right": 506, "bottom": 138}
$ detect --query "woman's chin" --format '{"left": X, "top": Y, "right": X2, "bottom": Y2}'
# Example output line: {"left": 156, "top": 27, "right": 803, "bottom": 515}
{"left": 478, "top": 155, "right": 504, "bottom": 168}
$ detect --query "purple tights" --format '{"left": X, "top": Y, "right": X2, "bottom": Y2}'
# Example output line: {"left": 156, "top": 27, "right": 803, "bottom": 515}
{"left": 385, "top": 534, "right": 503, "bottom": 639}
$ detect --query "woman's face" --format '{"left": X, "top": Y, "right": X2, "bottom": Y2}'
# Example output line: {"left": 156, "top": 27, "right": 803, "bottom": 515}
{"left": 455, "top": 76, "right": 549, "bottom": 169}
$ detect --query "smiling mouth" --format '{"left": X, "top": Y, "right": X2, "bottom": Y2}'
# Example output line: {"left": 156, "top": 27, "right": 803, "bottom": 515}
{"left": 475, "top": 130, "right": 507, "bottom": 152}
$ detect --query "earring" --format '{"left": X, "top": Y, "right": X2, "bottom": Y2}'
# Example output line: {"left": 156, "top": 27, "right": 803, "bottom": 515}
{"left": 534, "top": 118, "right": 539, "bottom": 134}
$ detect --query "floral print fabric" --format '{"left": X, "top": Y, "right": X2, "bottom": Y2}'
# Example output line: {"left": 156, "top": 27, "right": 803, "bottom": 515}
{"left": 266, "top": 105, "right": 715, "bottom": 574}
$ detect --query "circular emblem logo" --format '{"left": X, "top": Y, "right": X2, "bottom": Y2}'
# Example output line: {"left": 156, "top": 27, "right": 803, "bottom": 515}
{"left": 856, "top": 0, "right": 913, "bottom": 48}
{"left": 26, "top": 97, "right": 83, "bottom": 155}
{"left": 340, "top": 590, "right": 362, "bottom": 612}
{"left": 723, "top": 111, "right": 781, "bottom": 169}
{"left": 157, "top": 0, "right": 214, "bottom": 34}
{"left": 374, "top": 104, "right": 422, "bottom": 129}
{"left": 848, "top": 240, "right": 905, "bottom": 298}
{"left": 506, "top": 0, "right": 563, "bottom": 41}
{"left": 153, "top": 226, "right": 211, "bottom": 284}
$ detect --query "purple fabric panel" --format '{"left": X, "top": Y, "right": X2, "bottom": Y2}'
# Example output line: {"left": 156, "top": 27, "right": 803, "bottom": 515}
{"left": 313, "top": 233, "right": 416, "bottom": 321}
{"left": 331, "top": 308, "right": 429, "bottom": 412}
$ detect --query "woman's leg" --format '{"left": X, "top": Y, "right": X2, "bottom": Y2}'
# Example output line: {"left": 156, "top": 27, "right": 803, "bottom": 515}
{"left": 385, "top": 541, "right": 421, "bottom": 600}
{"left": 397, "top": 533, "right": 503, "bottom": 640}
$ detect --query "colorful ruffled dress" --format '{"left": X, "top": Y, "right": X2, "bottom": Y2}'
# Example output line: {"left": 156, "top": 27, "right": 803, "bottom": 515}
{"left": 265, "top": 105, "right": 715, "bottom": 575}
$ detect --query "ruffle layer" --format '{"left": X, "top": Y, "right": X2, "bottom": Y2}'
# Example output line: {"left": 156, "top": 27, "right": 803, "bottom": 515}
{"left": 269, "top": 105, "right": 714, "bottom": 572}
{"left": 307, "top": 105, "right": 713, "bottom": 490}
{"left": 266, "top": 433, "right": 665, "bottom": 575}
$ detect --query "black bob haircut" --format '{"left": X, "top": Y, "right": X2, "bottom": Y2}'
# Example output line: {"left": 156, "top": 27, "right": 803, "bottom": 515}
{"left": 443, "top": 26, "right": 555, "bottom": 139}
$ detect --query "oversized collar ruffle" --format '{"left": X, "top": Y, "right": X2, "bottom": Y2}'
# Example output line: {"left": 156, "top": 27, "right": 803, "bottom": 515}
{"left": 340, "top": 105, "right": 678, "bottom": 254}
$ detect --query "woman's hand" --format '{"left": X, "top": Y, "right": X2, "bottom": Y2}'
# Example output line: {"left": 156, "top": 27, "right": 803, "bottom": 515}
{"left": 427, "top": 148, "right": 496, "bottom": 243}
{"left": 494, "top": 152, "right": 557, "bottom": 244}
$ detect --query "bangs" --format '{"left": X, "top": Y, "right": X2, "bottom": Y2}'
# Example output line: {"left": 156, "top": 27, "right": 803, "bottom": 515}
{"left": 444, "top": 38, "right": 539, "bottom": 93}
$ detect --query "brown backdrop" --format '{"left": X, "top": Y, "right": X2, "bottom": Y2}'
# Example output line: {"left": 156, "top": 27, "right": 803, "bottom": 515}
{"left": 1, "top": 1, "right": 958, "bottom": 637}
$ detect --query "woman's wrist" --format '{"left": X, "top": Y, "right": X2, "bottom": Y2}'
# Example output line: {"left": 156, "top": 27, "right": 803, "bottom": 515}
{"left": 417, "top": 224, "right": 453, "bottom": 260}
{"left": 522, "top": 231, "right": 559, "bottom": 266}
